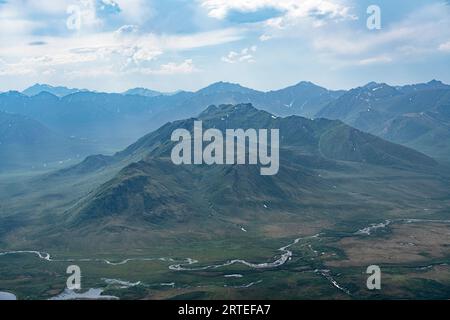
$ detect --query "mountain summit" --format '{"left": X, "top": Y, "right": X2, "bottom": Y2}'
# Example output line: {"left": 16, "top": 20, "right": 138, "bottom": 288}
{"left": 197, "top": 81, "right": 260, "bottom": 95}
{"left": 22, "top": 84, "right": 86, "bottom": 97}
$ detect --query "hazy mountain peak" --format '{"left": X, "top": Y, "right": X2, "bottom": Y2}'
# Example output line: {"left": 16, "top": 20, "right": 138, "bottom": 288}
{"left": 197, "top": 81, "right": 258, "bottom": 95}
{"left": 294, "top": 81, "right": 321, "bottom": 88}
{"left": 362, "top": 81, "right": 388, "bottom": 89}
{"left": 427, "top": 79, "right": 444, "bottom": 85}
{"left": 22, "top": 84, "right": 84, "bottom": 97}
{"left": 425, "top": 79, "right": 450, "bottom": 89}
{"left": 270, "top": 81, "right": 327, "bottom": 93}
{"left": 397, "top": 79, "right": 450, "bottom": 93}
{"left": 123, "top": 87, "right": 163, "bottom": 97}
{"left": 2, "top": 90, "right": 26, "bottom": 98}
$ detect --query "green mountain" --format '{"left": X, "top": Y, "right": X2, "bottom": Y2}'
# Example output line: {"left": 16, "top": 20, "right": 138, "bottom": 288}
{"left": 2, "top": 103, "right": 439, "bottom": 250}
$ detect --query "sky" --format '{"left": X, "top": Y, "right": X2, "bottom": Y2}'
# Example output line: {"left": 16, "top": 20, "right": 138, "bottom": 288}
{"left": 0, "top": 0, "right": 450, "bottom": 92}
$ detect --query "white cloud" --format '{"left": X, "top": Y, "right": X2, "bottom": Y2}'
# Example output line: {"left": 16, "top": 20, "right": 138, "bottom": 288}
{"left": 439, "top": 41, "right": 450, "bottom": 52}
{"left": 131, "top": 47, "right": 163, "bottom": 63}
{"left": 65, "top": 65, "right": 116, "bottom": 78}
{"left": 0, "top": 62, "right": 34, "bottom": 76}
{"left": 357, "top": 55, "right": 392, "bottom": 66}
{"left": 0, "top": 53, "right": 101, "bottom": 76}
{"left": 114, "top": 0, "right": 154, "bottom": 24}
{"left": 200, "top": 0, "right": 356, "bottom": 27}
{"left": 159, "top": 28, "right": 243, "bottom": 51}
{"left": 20, "top": 0, "right": 72, "bottom": 15}
{"left": 157, "top": 59, "right": 198, "bottom": 75}
{"left": 132, "top": 59, "right": 199, "bottom": 75}
{"left": 0, "top": 21, "right": 242, "bottom": 77}
{"left": 0, "top": 0, "right": 125, "bottom": 35}
{"left": 0, "top": 4, "right": 45, "bottom": 38}
{"left": 115, "top": 24, "right": 139, "bottom": 36}
{"left": 259, "top": 34, "right": 273, "bottom": 42}
{"left": 222, "top": 46, "right": 257, "bottom": 63}
{"left": 308, "top": 3, "right": 450, "bottom": 66}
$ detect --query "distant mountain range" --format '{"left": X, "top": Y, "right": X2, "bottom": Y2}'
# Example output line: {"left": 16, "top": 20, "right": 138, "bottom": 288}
{"left": 0, "top": 111, "right": 95, "bottom": 170}
{"left": 1, "top": 81, "right": 344, "bottom": 150}
{"left": 1, "top": 79, "right": 449, "bottom": 170}
{"left": 22, "top": 84, "right": 89, "bottom": 97}
{"left": 122, "top": 87, "right": 182, "bottom": 97}
{"left": 22, "top": 84, "right": 180, "bottom": 98}
{"left": 122, "top": 87, "right": 164, "bottom": 97}
{"left": 317, "top": 80, "right": 450, "bottom": 159}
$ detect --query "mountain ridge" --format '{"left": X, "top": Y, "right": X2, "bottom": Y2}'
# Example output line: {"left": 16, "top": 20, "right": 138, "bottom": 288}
{"left": 2, "top": 79, "right": 449, "bottom": 171}
{"left": 316, "top": 81, "right": 450, "bottom": 159}
{"left": 22, "top": 84, "right": 88, "bottom": 97}
{"left": 57, "top": 103, "right": 438, "bottom": 227}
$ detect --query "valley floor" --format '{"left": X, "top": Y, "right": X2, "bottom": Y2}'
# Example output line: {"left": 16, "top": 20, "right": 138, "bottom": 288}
{"left": 1, "top": 218, "right": 449, "bottom": 300}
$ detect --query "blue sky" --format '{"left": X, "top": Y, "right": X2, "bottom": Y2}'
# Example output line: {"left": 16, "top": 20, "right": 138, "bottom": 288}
{"left": 0, "top": 0, "right": 449, "bottom": 92}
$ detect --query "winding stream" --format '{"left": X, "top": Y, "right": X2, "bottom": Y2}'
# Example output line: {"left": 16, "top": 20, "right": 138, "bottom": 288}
{"left": 169, "top": 233, "right": 321, "bottom": 271}
{"left": 354, "top": 218, "right": 450, "bottom": 236}
{"left": 0, "top": 234, "right": 321, "bottom": 272}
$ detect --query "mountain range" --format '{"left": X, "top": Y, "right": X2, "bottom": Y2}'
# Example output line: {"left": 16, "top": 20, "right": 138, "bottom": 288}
{"left": 22, "top": 84, "right": 178, "bottom": 98}
{"left": 2, "top": 103, "right": 447, "bottom": 250}
{"left": 1, "top": 80, "right": 449, "bottom": 171}
{"left": 0, "top": 81, "right": 343, "bottom": 167}
{"left": 22, "top": 84, "right": 88, "bottom": 97}
{"left": 317, "top": 80, "right": 450, "bottom": 159}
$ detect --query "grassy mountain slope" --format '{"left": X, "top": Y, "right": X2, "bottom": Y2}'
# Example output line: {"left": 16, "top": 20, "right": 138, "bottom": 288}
{"left": 1, "top": 104, "right": 446, "bottom": 252}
